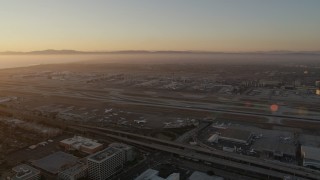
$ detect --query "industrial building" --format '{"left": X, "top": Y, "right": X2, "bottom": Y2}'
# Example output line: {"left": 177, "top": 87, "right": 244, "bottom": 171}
{"left": 58, "top": 163, "right": 88, "bottom": 180}
{"left": 11, "top": 164, "right": 41, "bottom": 180}
{"left": 259, "top": 79, "right": 281, "bottom": 87}
{"left": 32, "top": 151, "right": 78, "bottom": 175}
{"left": 252, "top": 139, "right": 296, "bottom": 160}
{"left": 60, "top": 136, "right": 103, "bottom": 154}
{"left": 301, "top": 146, "right": 320, "bottom": 169}
{"left": 208, "top": 128, "right": 253, "bottom": 146}
{"left": 109, "top": 143, "right": 135, "bottom": 162}
{"left": 188, "top": 171, "right": 223, "bottom": 180}
{"left": 134, "top": 169, "right": 180, "bottom": 180}
{"left": 87, "top": 147, "right": 125, "bottom": 180}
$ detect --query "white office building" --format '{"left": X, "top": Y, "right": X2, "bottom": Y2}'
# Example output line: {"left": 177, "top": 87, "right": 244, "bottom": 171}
{"left": 87, "top": 147, "right": 125, "bottom": 180}
{"left": 58, "top": 163, "right": 88, "bottom": 180}
{"left": 109, "top": 143, "right": 135, "bottom": 162}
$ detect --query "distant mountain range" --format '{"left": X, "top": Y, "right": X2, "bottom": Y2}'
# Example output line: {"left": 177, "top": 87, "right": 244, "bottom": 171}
{"left": 1, "top": 49, "right": 320, "bottom": 55}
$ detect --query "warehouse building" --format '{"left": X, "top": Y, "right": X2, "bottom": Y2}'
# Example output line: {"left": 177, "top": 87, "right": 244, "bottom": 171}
{"left": 252, "top": 139, "right": 296, "bottom": 160}
{"left": 301, "top": 146, "right": 320, "bottom": 169}
{"left": 208, "top": 128, "right": 253, "bottom": 147}
{"left": 32, "top": 151, "right": 78, "bottom": 175}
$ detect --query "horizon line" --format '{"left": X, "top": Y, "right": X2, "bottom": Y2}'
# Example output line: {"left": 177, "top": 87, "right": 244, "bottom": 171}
{"left": 1, "top": 49, "right": 320, "bottom": 55}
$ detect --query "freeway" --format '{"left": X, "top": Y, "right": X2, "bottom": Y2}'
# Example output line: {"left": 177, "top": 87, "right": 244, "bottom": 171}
{"left": 77, "top": 127, "right": 294, "bottom": 179}
{"left": 111, "top": 94, "right": 320, "bottom": 123}
{"left": 2, "top": 80, "right": 320, "bottom": 123}
{"left": 71, "top": 125, "right": 320, "bottom": 180}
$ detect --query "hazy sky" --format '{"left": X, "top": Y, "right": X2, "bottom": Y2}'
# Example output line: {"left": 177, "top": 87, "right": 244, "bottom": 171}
{"left": 1, "top": 0, "right": 320, "bottom": 52}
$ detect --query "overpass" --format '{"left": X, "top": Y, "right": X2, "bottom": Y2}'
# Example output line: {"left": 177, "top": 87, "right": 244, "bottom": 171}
{"left": 70, "top": 125, "right": 320, "bottom": 180}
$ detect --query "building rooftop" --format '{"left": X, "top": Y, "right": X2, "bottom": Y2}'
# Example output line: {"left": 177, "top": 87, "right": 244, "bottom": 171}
{"left": 189, "top": 171, "right": 223, "bottom": 180}
{"left": 134, "top": 169, "right": 180, "bottom": 180}
{"left": 301, "top": 146, "right": 320, "bottom": 161}
{"left": 208, "top": 134, "right": 219, "bottom": 143}
{"left": 32, "top": 151, "right": 78, "bottom": 174}
{"left": 109, "top": 142, "right": 132, "bottom": 150}
{"left": 59, "top": 163, "right": 87, "bottom": 177}
{"left": 87, "top": 147, "right": 120, "bottom": 162}
{"left": 165, "top": 173, "right": 180, "bottom": 180}
{"left": 12, "top": 164, "right": 40, "bottom": 180}
{"left": 216, "top": 128, "right": 252, "bottom": 142}
{"left": 134, "top": 169, "right": 159, "bottom": 180}
{"left": 252, "top": 139, "right": 296, "bottom": 156}
{"left": 60, "top": 136, "right": 102, "bottom": 150}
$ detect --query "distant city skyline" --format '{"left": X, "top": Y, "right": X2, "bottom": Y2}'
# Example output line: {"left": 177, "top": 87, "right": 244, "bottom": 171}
{"left": 1, "top": 0, "right": 320, "bottom": 52}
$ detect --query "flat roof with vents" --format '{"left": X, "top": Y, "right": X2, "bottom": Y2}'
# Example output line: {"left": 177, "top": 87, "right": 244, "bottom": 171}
{"left": 60, "top": 136, "right": 103, "bottom": 150}
{"left": 32, "top": 151, "right": 78, "bottom": 174}
{"left": 87, "top": 147, "right": 121, "bottom": 162}
{"left": 301, "top": 146, "right": 320, "bottom": 168}
{"left": 216, "top": 128, "right": 253, "bottom": 144}
{"left": 12, "top": 164, "right": 40, "bottom": 180}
